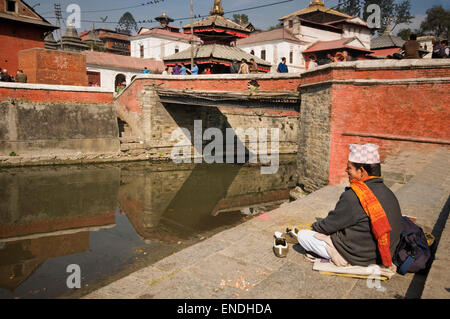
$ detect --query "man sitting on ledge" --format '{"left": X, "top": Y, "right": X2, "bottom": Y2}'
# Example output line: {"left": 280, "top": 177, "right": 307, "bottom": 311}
{"left": 297, "top": 144, "right": 403, "bottom": 268}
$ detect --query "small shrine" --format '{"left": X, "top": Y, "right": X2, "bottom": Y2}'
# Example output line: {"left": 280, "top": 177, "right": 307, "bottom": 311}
{"left": 61, "top": 24, "right": 89, "bottom": 52}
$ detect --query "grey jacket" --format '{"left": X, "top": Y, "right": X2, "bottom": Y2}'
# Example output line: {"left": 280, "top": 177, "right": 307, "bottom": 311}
{"left": 312, "top": 178, "right": 403, "bottom": 266}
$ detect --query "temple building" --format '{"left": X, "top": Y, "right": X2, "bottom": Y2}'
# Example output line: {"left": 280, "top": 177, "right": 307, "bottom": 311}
{"left": 80, "top": 28, "right": 131, "bottom": 56}
{"left": 60, "top": 25, "right": 89, "bottom": 52}
{"left": 237, "top": 0, "right": 372, "bottom": 72}
{"left": 130, "top": 11, "right": 199, "bottom": 61}
{"left": 0, "top": 0, "right": 58, "bottom": 73}
{"left": 369, "top": 25, "right": 405, "bottom": 58}
{"left": 163, "top": 0, "right": 271, "bottom": 73}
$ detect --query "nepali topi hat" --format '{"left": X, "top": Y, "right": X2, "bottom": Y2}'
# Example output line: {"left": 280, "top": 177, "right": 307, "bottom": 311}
{"left": 348, "top": 144, "right": 380, "bottom": 164}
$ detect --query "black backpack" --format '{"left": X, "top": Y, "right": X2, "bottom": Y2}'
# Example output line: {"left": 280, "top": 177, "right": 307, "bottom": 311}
{"left": 393, "top": 216, "right": 431, "bottom": 275}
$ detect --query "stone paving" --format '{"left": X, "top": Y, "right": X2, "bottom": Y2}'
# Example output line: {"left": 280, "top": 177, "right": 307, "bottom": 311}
{"left": 85, "top": 147, "right": 450, "bottom": 299}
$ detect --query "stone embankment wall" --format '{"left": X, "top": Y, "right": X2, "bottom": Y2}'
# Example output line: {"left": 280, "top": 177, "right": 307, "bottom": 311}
{"left": 298, "top": 59, "right": 450, "bottom": 191}
{"left": 0, "top": 82, "right": 118, "bottom": 163}
{"left": 0, "top": 100, "right": 119, "bottom": 158}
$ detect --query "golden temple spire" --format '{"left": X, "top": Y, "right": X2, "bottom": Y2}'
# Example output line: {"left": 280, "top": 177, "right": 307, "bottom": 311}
{"left": 210, "top": 0, "right": 224, "bottom": 16}
{"left": 310, "top": 0, "right": 325, "bottom": 6}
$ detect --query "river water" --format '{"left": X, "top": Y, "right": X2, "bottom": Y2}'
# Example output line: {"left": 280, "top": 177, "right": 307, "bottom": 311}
{"left": 0, "top": 157, "right": 297, "bottom": 298}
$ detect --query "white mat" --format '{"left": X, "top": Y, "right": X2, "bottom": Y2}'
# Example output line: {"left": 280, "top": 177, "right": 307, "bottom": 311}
{"left": 313, "top": 260, "right": 396, "bottom": 280}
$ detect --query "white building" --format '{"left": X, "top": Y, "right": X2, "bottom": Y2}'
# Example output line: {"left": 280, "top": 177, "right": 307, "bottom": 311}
{"left": 237, "top": 28, "right": 308, "bottom": 73}
{"left": 237, "top": 0, "right": 372, "bottom": 72}
{"left": 130, "top": 28, "right": 200, "bottom": 61}
{"left": 84, "top": 51, "right": 164, "bottom": 93}
{"left": 130, "top": 12, "right": 201, "bottom": 61}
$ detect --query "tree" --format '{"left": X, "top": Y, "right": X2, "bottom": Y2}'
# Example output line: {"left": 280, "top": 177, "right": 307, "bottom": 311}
{"left": 363, "top": 0, "right": 413, "bottom": 33}
{"left": 267, "top": 22, "right": 283, "bottom": 31}
{"left": 337, "top": 0, "right": 363, "bottom": 16}
{"left": 397, "top": 28, "right": 412, "bottom": 40}
{"left": 335, "top": 0, "right": 413, "bottom": 34}
{"left": 232, "top": 14, "right": 249, "bottom": 25}
{"left": 420, "top": 5, "right": 450, "bottom": 40}
{"left": 117, "top": 12, "right": 138, "bottom": 35}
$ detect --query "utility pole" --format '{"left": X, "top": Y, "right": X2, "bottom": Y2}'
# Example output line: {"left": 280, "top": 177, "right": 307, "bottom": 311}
{"left": 54, "top": 3, "right": 63, "bottom": 49}
{"left": 190, "top": 0, "right": 194, "bottom": 68}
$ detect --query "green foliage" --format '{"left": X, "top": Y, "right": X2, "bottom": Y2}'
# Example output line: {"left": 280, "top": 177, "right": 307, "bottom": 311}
{"left": 267, "top": 22, "right": 283, "bottom": 31}
{"left": 9, "top": 152, "right": 17, "bottom": 156}
{"left": 337, "top": 0, "right": 363, "bottom": 16}
{"left": 336, "top": 0, "right": 413, "bottom": 34}
{"left": 362, "top": 0, "right": 414, "bottom": 33}
{"left": 420, "top": 5, "right": 450, "bottom": 39}
{"left": 232, "top": 14, "right": 249, "bottom": 25}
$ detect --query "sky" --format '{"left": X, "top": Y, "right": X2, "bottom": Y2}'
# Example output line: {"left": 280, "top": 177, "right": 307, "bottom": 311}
{"left": 29, "top": 0, "right": 450, "bottom": 35}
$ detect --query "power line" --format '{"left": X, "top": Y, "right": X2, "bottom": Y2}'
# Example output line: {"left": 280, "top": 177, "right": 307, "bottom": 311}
{"left": 39, "top": 0, "right": 166, "bottom": 15}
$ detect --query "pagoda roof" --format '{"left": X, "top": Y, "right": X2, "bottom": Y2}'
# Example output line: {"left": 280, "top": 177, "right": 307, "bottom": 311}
{"left": 370, "top": 26, "right": 405, "bottom": 49}
{"left": 163, "top": 44, "right": 271, "bottom": 69}
{"left": 183, "top": 14, "right": 251, "bottom": 35}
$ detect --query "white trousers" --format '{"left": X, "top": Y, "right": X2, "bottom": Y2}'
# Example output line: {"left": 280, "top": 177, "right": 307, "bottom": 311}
{"left": 297, "top": 229, "right": 331, "bottom": 259}
{"left": 297, "top": 229, "right": 350, "bottom": 267}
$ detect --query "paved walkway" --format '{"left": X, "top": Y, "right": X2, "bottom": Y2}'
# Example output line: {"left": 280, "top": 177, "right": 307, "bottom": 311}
{"left": 85, "top": 147, "right": 450, "bottom": 299}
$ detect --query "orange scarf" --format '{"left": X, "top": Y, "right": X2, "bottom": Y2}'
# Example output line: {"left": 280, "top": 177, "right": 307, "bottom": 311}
{"left": 350, "top": 177, "right": 393, "bottom": 267}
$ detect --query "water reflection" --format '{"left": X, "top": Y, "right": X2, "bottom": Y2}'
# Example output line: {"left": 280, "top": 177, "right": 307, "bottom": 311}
{"left": 0, "top": 158, "right": 296, "bottom": 298}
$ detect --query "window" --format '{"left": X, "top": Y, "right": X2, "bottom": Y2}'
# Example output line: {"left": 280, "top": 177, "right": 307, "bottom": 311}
{"left": 140, "top": 44, "right": 144, "bottom": 58}
{"left": 288, "top": 20, "right": 293, "bottom": 28}
{"left": 6, "top": 0, "right": 16, "bottom": 12}
{"left": 289, "top": 51, "right": 293, "bottom": 64}
{"left": 261, "top": 49, "right": 266, "bottom": 61}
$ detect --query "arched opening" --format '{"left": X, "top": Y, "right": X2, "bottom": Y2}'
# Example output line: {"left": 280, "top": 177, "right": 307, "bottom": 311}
{"left": 115, "top": 74, "right": 126, "bottom": 94}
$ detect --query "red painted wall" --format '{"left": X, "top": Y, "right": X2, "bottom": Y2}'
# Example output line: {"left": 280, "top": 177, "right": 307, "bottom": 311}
{"left": 328, "top": 81, "right": 450, "bottom": 185}
{"left": 0, "top": 87, "right": 113, "bottom": 104}
{"left": 0, "top": 20, "right": 46, "bottom": 75}
{"left": 18, "top": 48, "right": 89, "bottom": 86}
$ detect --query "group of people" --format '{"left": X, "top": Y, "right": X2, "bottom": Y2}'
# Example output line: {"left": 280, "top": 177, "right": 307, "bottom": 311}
{"left": 164, "top": 63, "right": 200, "bottom": 75}
{"left": 401, "top": 34, "right": 449, "bottom": 59}
{"left": 432, "top": 38, "right": 450, "bottom": 59}
{"left": 307, "top": 51, "right": 356, "bottom": 69}
{"left": 230, "top": 58, "right": 260, "bottom": 74}
{"left": 0, "top": 69, "right": 27, "bottom": 83}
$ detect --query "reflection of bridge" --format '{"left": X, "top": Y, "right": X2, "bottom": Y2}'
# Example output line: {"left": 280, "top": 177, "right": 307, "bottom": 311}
{"left": 120, "top": 159, "right": 297, "bottom": 240}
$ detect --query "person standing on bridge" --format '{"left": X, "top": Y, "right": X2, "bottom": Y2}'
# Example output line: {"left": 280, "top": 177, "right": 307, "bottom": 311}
{"left": 294, "top": 144, "right": 403, "bottom": 268}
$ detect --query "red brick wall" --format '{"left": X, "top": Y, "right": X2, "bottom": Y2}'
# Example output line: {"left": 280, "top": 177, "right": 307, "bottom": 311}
{"left": 0, "top": 20, "right": 46, "bottom": 75}
{"left": 0, "top": 87, "right": 113, "bottom": 104}
{"left": 328, "top": 81, "right": 450, "bottom": 185}
{"left": 18, "top": 48, "right": 88, "bottom": 86}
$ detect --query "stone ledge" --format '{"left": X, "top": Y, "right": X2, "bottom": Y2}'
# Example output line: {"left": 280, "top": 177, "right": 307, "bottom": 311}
{"left": 300, "top": 77, "right": 450, "bottom": 89}
{"left": 302, "top": 59, "right": 450, "bottom": 76}
{"left": 0, "top": 81, "right": 112, "bottom": 93}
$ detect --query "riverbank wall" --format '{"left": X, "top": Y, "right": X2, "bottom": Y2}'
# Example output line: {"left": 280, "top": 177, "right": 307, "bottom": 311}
{"left": 0, "top": 60, "right": 449, "bottom": 192}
